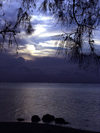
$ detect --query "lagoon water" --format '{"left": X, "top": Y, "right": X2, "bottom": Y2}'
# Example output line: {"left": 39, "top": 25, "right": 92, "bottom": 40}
{"left": 0, "top": 83, "right": 100, "bottom": 132}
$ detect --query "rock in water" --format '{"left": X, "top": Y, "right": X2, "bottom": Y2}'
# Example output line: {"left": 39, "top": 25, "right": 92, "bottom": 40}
{"left": 42, "top": 114, "right": 55, "bottom": 123}
{"left": 31, "top": 115, "right": 40, "bottom": 123}
{"left": 55, "top": 118, "right": 69, "bottom": 124}
{"left": 17, "top": 118, "right": 24, "bottom": 122}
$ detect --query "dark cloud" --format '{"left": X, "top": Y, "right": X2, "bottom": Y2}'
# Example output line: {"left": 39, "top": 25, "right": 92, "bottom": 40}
{"left": 0, "top": 1, "right": 100, "bottom": 83}
{"left": 0, "top": 53, "right": 100, "bottom": 83}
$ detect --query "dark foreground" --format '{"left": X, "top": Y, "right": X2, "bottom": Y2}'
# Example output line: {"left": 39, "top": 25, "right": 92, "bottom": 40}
{"left": 0, "top": 122, "right": 99, "bottom": 133}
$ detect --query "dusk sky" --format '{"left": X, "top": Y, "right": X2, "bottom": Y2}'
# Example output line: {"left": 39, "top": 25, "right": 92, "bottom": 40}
{"left": 0, "top": 1, "right": 100, "bottom": 133}
{"left": 0, "top": 0, "right": 100, "bottom": 83}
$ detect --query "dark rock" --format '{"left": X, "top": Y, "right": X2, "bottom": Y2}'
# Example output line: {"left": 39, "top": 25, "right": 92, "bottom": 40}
{"left": 42, "top": 114, "right": 55, "bottom": 123}
{"left": 17, "top": 118, "right": 24, "bottom": 122}
{"left": 55, "top": 118, "right": 69, "bottom": 124}
{"left": 31, "top": 115, "right": 40, "bottom": 123}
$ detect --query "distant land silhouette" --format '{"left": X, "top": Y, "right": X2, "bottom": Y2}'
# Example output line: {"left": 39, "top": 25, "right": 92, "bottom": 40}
{"left": 0, "top": 53, "right": 100, "bottom": 83}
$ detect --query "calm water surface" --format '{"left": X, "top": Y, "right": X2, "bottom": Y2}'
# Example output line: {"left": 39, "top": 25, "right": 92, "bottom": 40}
{"left": 0, "top": 83, "right": 100, "bottom": 132}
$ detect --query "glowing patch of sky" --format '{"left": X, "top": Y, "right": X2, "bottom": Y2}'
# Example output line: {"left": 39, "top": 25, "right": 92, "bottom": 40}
{"left": 1, "top": 0, "right": 100, "bottom": 60}
{"left": 15, "top": 13, "right": 64, "bottom": 60}
{"left": 17, "top": 44, "right": 57, "bottom": 60}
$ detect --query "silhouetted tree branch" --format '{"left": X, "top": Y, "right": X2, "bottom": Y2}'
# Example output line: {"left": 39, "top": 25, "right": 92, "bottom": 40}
{"left": 0, "top": 0, "right": 35, "bottom": 53}
{"left": 0, "top": 0, "right": 100, "bottom": 65}
{"left": 39, "top": 0, "right": 100, "bottom": 65}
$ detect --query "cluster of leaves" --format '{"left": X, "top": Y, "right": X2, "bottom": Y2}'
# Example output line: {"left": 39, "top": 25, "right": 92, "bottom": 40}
{"left": 0, "top": 0, "right": 100, "bottom": 65}
{"left": 40, "top": 0, "right": 100, "bottom": 65}
{"left": 0, "top": 0, "right": 35, "bottom": 52}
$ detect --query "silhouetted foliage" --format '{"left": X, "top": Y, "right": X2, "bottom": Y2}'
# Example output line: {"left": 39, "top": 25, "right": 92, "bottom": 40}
{"left": 40, "top": 0, "right": 100, "bottom": 65}
{"left": 0, "top": 0, "right": 100, "bottom": 64}
{"left": 0, "top": 0, "right": 35, "bottom": 53}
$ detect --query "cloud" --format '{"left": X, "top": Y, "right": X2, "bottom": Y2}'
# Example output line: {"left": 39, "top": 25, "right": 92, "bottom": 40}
{"left": 0, "top": 1, "right": 100, "bottom": 83}
{"left": 0, "top": 0, "right": 65, "bottom": 59}
{"left": 0, "top": 53, "right": 100, "bottom": 83}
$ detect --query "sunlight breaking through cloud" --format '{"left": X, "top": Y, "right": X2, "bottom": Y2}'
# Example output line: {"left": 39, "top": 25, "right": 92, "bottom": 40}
{"left": 17, "top": 41, "right": 58, "bottom": 60}
{"left": 2, "top": 0, "right": 100, "bottom": 61}
{"left": 15, "top": 14, "right": 63, "bottom": 60}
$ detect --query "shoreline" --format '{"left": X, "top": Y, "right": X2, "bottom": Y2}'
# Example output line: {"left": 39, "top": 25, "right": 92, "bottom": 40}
{"left": 0, "top": 122, "right": 99, "bottom": 133}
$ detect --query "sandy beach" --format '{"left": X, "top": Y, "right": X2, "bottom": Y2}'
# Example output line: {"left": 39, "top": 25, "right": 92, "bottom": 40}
{"left": 0, "top": 122, "right": 98, "bottom": 133}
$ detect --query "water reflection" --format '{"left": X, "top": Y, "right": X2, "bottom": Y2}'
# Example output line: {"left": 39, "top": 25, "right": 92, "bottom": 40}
{"left": 0, "top": 83, "right": 100, "bottom": 132}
